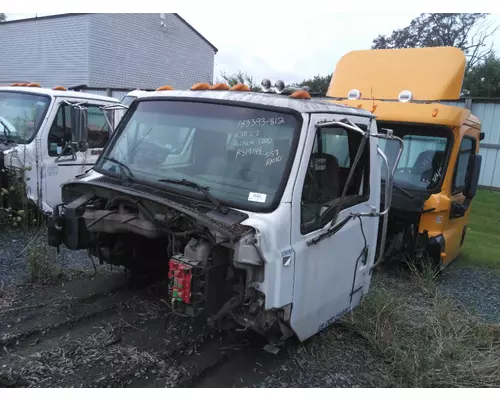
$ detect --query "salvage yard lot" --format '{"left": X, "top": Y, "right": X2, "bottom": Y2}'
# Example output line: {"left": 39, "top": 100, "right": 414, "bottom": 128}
{"left": 0, "top": 190, "right": 499, "bottom": 388}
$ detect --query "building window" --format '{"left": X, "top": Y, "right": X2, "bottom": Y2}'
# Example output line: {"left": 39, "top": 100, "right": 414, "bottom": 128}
{"left": 48, "top": 104, "right": 110, "bottom": 157}
{"left": 301, "top": 126, "right": 369, "bottom": 234}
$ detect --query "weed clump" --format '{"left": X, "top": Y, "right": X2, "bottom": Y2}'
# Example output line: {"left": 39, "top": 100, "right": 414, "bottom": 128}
{"left": 342, "top": 269, "right": 500, "bottom": 387}
{"left": 27, "top": 243, "right": 61, "bottom": 285}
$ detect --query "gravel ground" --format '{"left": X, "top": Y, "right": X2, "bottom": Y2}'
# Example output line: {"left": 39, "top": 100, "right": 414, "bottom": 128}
{"left": 437, "top": 265, "right": 500, "bottom": 323}
{"left": 0, "top": 225, "right": 105, "bottom": 289}
{"left": 1, "top": 224, "right": 498, "bottom": 323}
{"left": 255, "top": 328, "right": 394, "bottom": 388}
{"left": 1, "top": 224, "right": 499, "bottom": 388}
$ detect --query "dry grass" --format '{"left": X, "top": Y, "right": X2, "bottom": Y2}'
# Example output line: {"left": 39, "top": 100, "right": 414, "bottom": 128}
{"left": 341, "top": 269, "right": 500, "bottom": 387}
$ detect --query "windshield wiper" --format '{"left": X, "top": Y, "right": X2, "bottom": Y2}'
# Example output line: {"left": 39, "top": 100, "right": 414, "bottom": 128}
{"left": 158, "top": 178, "right": 229, "bottom": 214}
{"left": 0, "top": 118, "right": 11, "bottom": 138}
{"left": 102, "top": 157, "right": 135, "bottom": 183}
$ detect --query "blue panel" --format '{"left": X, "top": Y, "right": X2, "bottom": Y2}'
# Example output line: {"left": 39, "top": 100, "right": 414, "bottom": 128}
{"left": 471, "top": 102, "right": 500, "bottom": 145}
{"left": 440, "top": 100, "right": 500, "bottom": 189}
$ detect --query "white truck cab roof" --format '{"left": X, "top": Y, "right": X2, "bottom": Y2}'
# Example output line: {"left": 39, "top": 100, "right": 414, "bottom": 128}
{"left": 135, "top": 89, "right": 373, "bottom": 117}
{"left": 0, "top": 85, "right": 121, "bottom": 103}
{"left": 121, "top": 89, "right": 151, "bottom": 106}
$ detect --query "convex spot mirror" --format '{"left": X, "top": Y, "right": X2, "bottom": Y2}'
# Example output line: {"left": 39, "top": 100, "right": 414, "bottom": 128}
{"left": 70, "top": 106, "right": 89, "bottom": 152}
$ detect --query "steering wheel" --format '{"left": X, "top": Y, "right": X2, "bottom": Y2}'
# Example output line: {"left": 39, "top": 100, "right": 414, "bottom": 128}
{"left": 133, "top": 141, "right": 171, "bottom": 167}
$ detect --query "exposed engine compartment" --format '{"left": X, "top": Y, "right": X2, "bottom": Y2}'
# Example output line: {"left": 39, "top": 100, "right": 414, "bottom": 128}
{"left": 48, "top": 181, "right": 294, "bottom": 342}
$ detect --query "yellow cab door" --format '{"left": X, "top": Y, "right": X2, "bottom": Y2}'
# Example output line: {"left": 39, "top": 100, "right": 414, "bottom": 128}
{"left": 441, "top": 125, "right": 482, "bottom": 264}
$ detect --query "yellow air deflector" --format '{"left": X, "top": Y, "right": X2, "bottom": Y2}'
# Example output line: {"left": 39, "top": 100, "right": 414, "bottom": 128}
{"left": 327, "top": 47, "right": 466, "bottom": 101}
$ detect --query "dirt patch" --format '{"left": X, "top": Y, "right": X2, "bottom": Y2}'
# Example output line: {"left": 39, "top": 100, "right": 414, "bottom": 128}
{"left": 1, "top": 262, "right": 498, "bottom": 388}
{"left": 0, "top": 271, "right": 263, "bottom": 387}
{"left": 0, "top": 268, "right": 383, "bottom": 388}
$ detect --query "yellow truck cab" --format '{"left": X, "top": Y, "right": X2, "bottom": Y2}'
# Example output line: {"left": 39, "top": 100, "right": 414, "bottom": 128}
{"left": 328, "top": 47, "right": 484, "bottom": 268}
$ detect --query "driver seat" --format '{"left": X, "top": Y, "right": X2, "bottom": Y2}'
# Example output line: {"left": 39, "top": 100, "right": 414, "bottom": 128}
{"left": 302, "top": 152, "right": 341, "bottom": 205}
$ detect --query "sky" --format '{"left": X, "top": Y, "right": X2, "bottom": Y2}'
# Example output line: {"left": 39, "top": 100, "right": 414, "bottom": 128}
{"left": 6, "top": 12, "right": 500, "bottom": 86}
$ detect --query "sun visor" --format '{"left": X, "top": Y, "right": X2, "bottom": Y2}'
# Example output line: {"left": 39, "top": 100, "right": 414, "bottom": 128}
{"left": 327, "top": 47, "right": 466, "bottom": 101}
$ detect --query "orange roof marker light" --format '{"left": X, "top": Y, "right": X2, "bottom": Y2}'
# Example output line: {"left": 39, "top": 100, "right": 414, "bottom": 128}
{"left": 27, "top": 83, "right": 41, "bottom": 88}
{"left": 229, "top": 83, "right": 251, "bottom": 92}
{"left": 53, "top": 86, "right": 67, "bottom": 91}
{"left": 191, "top": 83, "right": 211, "bottom": 91}
{"left": 290, "top": 90, "right": 311, "bottom": 100}
{"left": 11, "top": 83, "right": 21, "bottom": 87}
{"left": 210, "top": 83, "right": 230, "bottom": 90}
{"left": 155, "top": 85, "right": 174, "bottom": 91}
{"left": 18, "top": 83, "right": 29, "bottom": 87}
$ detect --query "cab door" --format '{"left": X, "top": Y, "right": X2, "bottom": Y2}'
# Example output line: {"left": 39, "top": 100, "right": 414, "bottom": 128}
{"left": 41, "top": 99, "right": 113, "bottom": 211}
{"left": 444, "top": 129, "right": 481, "bottom": 263}
{"left": 289, "top": 114, "right": 381, "bottom": 341}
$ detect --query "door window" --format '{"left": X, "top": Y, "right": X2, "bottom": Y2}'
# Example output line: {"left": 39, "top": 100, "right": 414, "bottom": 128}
{"left": 453, "top": 137, "right": 475, "bottom": 194}
{"left": 47, "top": 103, "right": 111, "bottom": 157}
{"left": 301, "top": 126, "right": 369, "bottom": 234}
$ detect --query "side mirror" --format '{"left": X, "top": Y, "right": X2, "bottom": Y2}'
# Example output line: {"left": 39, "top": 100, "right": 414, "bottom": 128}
{"left": 105, "top": 109, "right": 115, "bottom": 134}
{"left": 70, "top": 106, "right": 88, "bottom": 151}
{"left": 464, "top": 154, "right": 482, "bottom": 199}
{"left": 480, "top": 132, "right": 485, "bottom": 141}
{"left": 100, "top": 104, "right": 129, "bottom": 137}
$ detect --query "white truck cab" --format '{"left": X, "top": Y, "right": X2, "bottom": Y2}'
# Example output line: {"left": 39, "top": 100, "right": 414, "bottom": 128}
{"left": 0, "top": 84, "right": 121, "bottom": 214}
{"left": 47, "top": 81, "right": 402, "bottom": 343}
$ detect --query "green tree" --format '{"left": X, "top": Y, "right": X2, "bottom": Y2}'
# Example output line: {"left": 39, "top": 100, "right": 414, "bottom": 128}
{"left": 217, "top": 70, "right": 261, "bottom": 92}
{"left": 372, "top": 13, "right": 499, "bottom": 71}
{"left": 294, "top": 74, "right": 332, "bottom": 95}
{"left": 0, "top": 13, "right": 6, "bottom": 22}
{"left": 462, "top": 53, "right": 500, "bottom": 97}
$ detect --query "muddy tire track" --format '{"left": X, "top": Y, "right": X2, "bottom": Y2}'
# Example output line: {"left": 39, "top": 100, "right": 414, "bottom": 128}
{"left": 0, "top": 273, "right": 134, "bottom": 350}
{"left": 0, "top": 272, "right": 284, "bottom": 388}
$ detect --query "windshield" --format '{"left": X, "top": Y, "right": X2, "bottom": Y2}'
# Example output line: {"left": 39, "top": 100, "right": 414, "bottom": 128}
{"left": 379, "top": 129, "right": 449, "bottom": 191}
{"left": 0, "top": 91, "right": 51, "bottom": 143}
{"left": 96, "top": 100, "right": 299, "bottom": 210}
